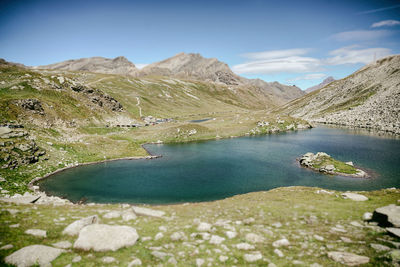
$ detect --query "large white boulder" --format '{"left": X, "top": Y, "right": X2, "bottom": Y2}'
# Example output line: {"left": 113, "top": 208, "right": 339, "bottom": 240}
{"left": 373, "top": 204, "right": 400, "bottom": 227}
{"left": 5, "top": 245, "right": 64, "bottom": 267}
{"left": 62, "top": 215, "right": 99, "bottom": 236}
{"left": 73, "top": 224, "right": 139, "bottom": 252}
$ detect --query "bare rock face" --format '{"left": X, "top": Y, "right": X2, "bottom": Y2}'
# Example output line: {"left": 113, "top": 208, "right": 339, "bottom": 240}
{"left": 281, "top": 55, "right": 400, "bottom": 134}
{"left": 73, "top": 224, "right": 139, "bottom": 252}
{"left": 305, "top": 76, "right": 335, "bottom": 93}
{"left": 5, "top": 245, "right": 65, "bottom": 267}
{"left": 35, "top": 56, "right": 139, "bottom": 77}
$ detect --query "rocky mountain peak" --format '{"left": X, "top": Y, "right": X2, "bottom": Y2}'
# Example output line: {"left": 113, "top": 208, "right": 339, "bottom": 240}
{"left": 305, "top": 76, "right": 335, "bottom": 93}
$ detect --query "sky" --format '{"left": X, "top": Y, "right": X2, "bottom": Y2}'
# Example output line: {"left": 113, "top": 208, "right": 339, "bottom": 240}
{"left": 1, "top": 0, "right": 399, "bottom": 89}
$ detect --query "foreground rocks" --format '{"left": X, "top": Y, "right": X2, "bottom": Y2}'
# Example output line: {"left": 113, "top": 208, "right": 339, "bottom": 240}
{"left": 62, "top": 215, "right": 99, "bottom": 236}
{"left": 5, "top": 245, "right": 65, "bottom": 267}
{"left": 372, "top": 204, "right": 400, "bottom": 227}
{"left": 327, "top": 251, "right": 370, "bottom": 266}
{"left": 73, "top": 224, "right": 139, "bottom": 252}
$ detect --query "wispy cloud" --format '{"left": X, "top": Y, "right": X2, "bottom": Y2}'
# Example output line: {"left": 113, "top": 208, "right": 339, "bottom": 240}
{"left": 232, "top": 46, "right": 392, "bottom": 75}
{"left": 325, "top": 45, "right": 391, "bottom": 65}
{"left": 330, "top": 30, "right": 392, "bottom": 42}
{"left": 286, "top": 73, "right": 327, "bottom": 82}
{"left": 371, "top": 20, "right": 400, "bottom": 28}
{"left": 358, "top": 4, "right": 400, "bottom": 14}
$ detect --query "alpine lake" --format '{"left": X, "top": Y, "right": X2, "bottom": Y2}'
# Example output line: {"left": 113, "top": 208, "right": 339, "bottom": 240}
{"left": 39, "top": 126, "right": 400, "bottom": 204}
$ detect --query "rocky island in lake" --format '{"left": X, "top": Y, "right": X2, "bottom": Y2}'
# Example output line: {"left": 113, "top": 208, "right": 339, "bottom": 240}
{"left": 299, "top": 152, "right": 368, "bottom": 178}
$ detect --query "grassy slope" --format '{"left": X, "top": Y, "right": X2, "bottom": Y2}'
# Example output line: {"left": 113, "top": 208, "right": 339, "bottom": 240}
{"left": 1, "top": 187, "right": 399, "bottom": 266}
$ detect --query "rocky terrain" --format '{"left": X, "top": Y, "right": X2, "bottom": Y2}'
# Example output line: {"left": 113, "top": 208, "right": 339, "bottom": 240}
{"left": 34, "top": 56, "right": 139, "bottom": 77}
{"left": 1, "top": 187, "right": 400, "bottom": 266}
{"left": 305, "top": 76, "right": 335, "bottom": 94}
{"left": 279, "top": 55, "right": 400, "bottom": 134}
{"left": 299, "top": 152, "right": 367, "bottom": 178}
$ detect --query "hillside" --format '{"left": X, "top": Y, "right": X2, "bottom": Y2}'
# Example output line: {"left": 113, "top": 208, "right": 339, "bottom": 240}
{"left": 305, "top": 76, "right": 335, "bottom": 94}
{"left": 278, "top": 55, "right": 400, "bottom": 134}
{"left": 34, "top": 56, "right": 139, "bottom": 77}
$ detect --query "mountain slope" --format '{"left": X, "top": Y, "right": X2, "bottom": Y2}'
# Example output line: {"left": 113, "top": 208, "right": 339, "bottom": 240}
{"left": 140, "top": 52, "right": 305, "bottom": 104}
{"left": 305, "top": 76, "right": 335, "bottom": 93}
{"left": 34, "top": 56, "right": 139, "bottom": 77}
{"left": 278, "top": 55, "right": 400, "bottom": 134}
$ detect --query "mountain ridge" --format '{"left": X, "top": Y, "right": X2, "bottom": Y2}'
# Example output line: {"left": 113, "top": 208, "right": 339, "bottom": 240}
{"left": 305, "top": 76, "right": 335, "bottom": 94}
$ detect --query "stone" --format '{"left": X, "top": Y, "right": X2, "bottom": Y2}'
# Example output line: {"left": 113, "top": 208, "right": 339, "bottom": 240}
{"left": 170, "top": 231, "right": 186, "bottom": 241}
{"left": 225, "top": 231, "right": 237, "bottom": 239}
{"left": 272, "top": 238, "right": 290, "bottom": 248}
{"left": 350, "top": 221, "right": 364, "bottom": 227}
{"left": 341, "top": 192, "right": 368, "bottom": 201}
{"left": 245, "top": 233, "right": 264, "bottom": 243}
{"left": 155, "top": 232, "right": 164, "bottom": 240}
{"left": 0, "top": 194, "right": 41, "bottom": 204}
{"left": 167, "top": 257, "right": 177, "bottom": 265}
{"left": 128, "top": 258, "right": 142, "bottom": 266}
{"left": 62, "top": 215, "right": 99, "bottom": 236}
{"left": 103, "top": 211, "right": 121, "bottom": 219}
{"left": 196, "top": 258, "right": 205, "bottom": 267}
{"left": 122, "top": 210, "right": 137, "bottom": 221}
{"left": 197, "top": 222, "right": 212, "bottom": 232}
{"left": 386, "top": 227, "right": 400, "bottom": 238}
{"left": 372, "top": 204, "right": 400, "bottom": 227}
{"left": 271, "top": 222, "right": 282, "bottom": 228}
{"left": 209, "top": 235, "right": 225, "bottom": 245}
{"left": 243, "top": 251, "right": 262, "bottom": 262}
{"left": 5, "top": 245, "right": 64, "bottom": 267}
{"left": 219, "top": 255, "right": 228, "bottom": 262}
{"left": 0, "top": 244, "right": 13, "bottom": 250}
{"left": 236, "top": 243, "right": 255, "bottom": 250}
{"left": 132, "top": 206, "right": 165, "bottom": 218}
{"left": 73, "top": 224, "right": 139, "bottom": 252}
{"left": 370, "top": 243, "right": 390, "bottom": 252}
{"left": 327, "top": 251, "right": 369, "bottom": 266}
{"left": 313, "top": 234, "right": 324, "bottom": 241}
{"left": 25, "top": 229, "right": 46, "bottom": 238}
{"left": 102, "top": 256, "right": 116, "bottom": 263}
{"left": 274, "top": 248, "right": 284, "bottom": 257}
{"left": 72, "top": 255, "right": 82, "bottom": 262}
{"left": 151, "top": 251, "right": 168, "bottom": 259}
{"left": 340, "top": 237, "right": 352, "bottom": 243}
{"left": 293, "top": 260, "right": 305, "bottom": 265}
{"left": 52, "top": 241, "right": 72, "bottom": 249}
{"left": 363, "top": 212, "right": 373, "bottom": 221}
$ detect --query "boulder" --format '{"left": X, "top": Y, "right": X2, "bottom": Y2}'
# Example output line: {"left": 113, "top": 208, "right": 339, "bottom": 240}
{"left": 197, "top": 222, "right": 212, "bottom": 232}
{"left": 386, "top": 227, "right": 400, "bottom": 238}
{"left": 5, "top": 245, "right": 64, "bottom": 267}
{"left": 25, "top": 229, "right": 46, "bottom": 238}
{"left": 372, "top": 204, "right": 400, "bottom": 227}
{"left": 243, "top": 251, "right": 262, "bottom": 262}
{"left": 209, "top": 235, "right": 225, "bottom": 245}
{"left": 132, "top": 206, "right": 165, "bottom": 218}
{"left": 327, "top": 251, "right": 369, "bottom": 266}
{"left": 62, "top": 215, "right": 99, "bottom": 236}
{"left": 0, "top": 194, "right": 41, "bottom": 204}
{"left": 341, "top": 192, "right": 368, "bottom": 201}
{"left": 73, "top": 224, "right": 139, "bottom": 252}
{"left": 245, "top": 233, "right": 264, "bottom": 243}
{"left": 272, "top": 238, "right": 290, "bottom": 247}
{"left": 52, "top": 241, "right": 72, "bottom": 249}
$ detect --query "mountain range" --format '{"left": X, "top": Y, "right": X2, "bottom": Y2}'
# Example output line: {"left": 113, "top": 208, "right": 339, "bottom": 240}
{"left": 305, "top": 76, "right": 335, "bottom": 93}
{"left": 35, "top": 53, "right": 305, "bottom": 105}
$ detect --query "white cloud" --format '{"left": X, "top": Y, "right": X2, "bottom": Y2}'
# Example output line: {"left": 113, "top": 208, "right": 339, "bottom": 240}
{"left": 325, "top": 45, "right": 391, "bottom": 65}
{"left": 241, "top": 49, "right": 309, "bottom": 60}
{"left": 286, "top": 73, "right": 327, "bottom": 82}
{"left": 330, "top": 30, "right": 392, "bottom": 42}
{"left": 358, "top": 4, "right": 400, "bottom": 15}
{"left": 371, "top": 20, "right": 400, "bottom": 28}
{"left": 232, "top": 46, "right": 392, "bottom": 75}
{"left": 135, "top": 63, "right": 148, "bottom": 69}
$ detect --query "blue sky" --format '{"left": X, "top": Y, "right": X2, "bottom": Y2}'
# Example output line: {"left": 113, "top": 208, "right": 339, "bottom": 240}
{"left": 1, "top": 0, "right": 399, "bottom": 89}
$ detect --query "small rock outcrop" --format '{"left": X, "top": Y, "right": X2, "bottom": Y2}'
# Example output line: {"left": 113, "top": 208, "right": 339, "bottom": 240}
{"left": 372, "top": 204, "right": 400, "bottom": 227}
{"left": 327, "top": 251, "right": 369, "bottom": 266}
{"left": 5, "top": 245, "right": 65, "bottom": 267}
{"left": 17, "top": 99, "right": 44, "bottom": 115}
{"left": 299, "top": 152, "right": 368, "bottom": 178}
{"left": 73, "top": 224, "right": 139, "bottom": 252}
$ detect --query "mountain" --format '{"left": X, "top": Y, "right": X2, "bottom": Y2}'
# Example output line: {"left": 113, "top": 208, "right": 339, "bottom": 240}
{"left": 34, "top": 56, "right": 139, "bottom": 77}
{"left": 305, "top": 76, "right": 335, "bottom": 93}
{"left": 278, "top": 55, "right": 400, "bottom": 134}
{"left": 140, "top": 52, "right": 305, "bottom": 103}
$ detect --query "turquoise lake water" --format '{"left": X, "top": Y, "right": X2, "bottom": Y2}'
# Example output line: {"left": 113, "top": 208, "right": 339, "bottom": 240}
{"left": 39, "top": 127, "right": 400, "bottom": 204}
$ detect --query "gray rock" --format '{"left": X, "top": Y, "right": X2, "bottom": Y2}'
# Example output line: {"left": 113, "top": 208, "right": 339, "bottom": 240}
{"left": 386, "top": 227, "right": 400, "bottom": 238}
{"left": 62, "top": 215, "right": 99, "bottom": 236}
{"left": 341, "top": 192, "right": 368, "bottom": 201}
{"left": 363, "top": 212, "right": 373, "bottom": 221}
{"left": 0, "top": 194, "right": 41, "bottom": 204}
{"left": 128, "top": 258, "right": 142, "bottom": 266}
{"left": 209, "top": 235, "right": 225, "bottom": 245}
{"left": 103, "top": 211, "right": 121, "bottom": 219}
{"left": 0, "top": 244, "right": 13, "bottom": 250}
{"left": 274, "top": 248, "right": 284, "bottom": 257}
{"left": 236, "top": 243, "right": 255, "bottom": 250}
{"left": 151, "top": 251, "right": 168, "bottom": 260}
{"left": 5, "top": 245, "right": 65, "bottom": 267}
{"left": 52, "top": 241, "right": 72, "bottom": 249}
{"left": 243, "top": 251, "right": 262, "bottom": 262}
{"left": 132, "top": 206, "right": 165, "bottom": 218}
{"left": 245, "top": 233, "right": 264, "bottom": 243}
{"left": 370, "top": 243, "right": 390, "bottom": 252}
{"left": 25, "top": 229, "right": 46, "bottom": 238}
{"left": 327, "top": 251, "right": 369, "bottom": 266}
{"left": 122, "top": 210, "right": 137, "bottom": 221}
{"left": 272, "top": 238, "right": 290, "bottom": 247}
{"left": 73, "top": 224, "right": 139, "bottom": 252}
{"left": 197, "top": 222, "right": 212, "bottom": 232}
{"left": 372, "top": 204, "right": 400, "bottom": 227}
{"left": 170, "top": 231, "right": 186, "bottom": 241}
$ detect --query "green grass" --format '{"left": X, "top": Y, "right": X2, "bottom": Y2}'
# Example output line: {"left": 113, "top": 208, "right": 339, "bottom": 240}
{"left": 311, "top": 155, "right": 358, "bottom": 174}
